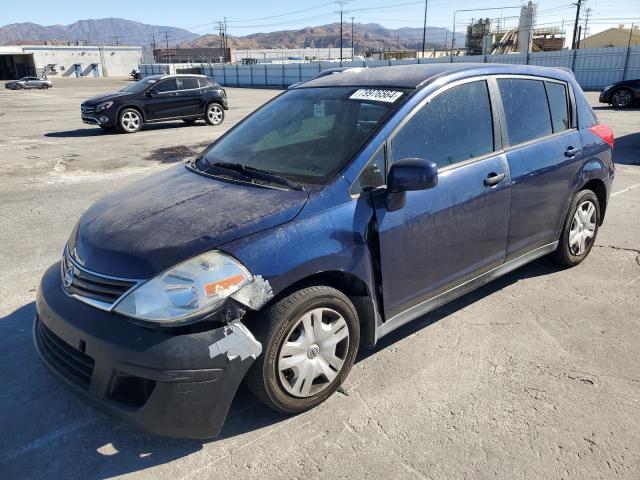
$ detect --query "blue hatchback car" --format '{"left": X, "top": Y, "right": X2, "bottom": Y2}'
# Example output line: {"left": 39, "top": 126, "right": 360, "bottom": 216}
{"left": 35, "top": 64, "right": 614, "bottom": 438}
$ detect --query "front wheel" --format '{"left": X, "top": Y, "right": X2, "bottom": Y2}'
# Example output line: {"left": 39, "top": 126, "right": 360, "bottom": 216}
{"left": 611, "top": 88, "right": 634, "bottom": 108}
{"left": 245, "top": 285, "right": 360, "bottom": 413}
{"left": 204, "top": 103, "right": 224, "bottom": 126}
{"left": 550, "top": 190, "right": 600, "bottom": 267}
{"left": 118, "top": 108, "right": 143, "bottom": 133}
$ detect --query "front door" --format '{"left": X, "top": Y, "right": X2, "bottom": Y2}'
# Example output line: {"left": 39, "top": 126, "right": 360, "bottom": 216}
{"left": 374, "top": 79, "right": 512, "bottom": 319}
{"left": 144, "top": 78, "right": 182, "bottom": 120}
{"left": 496, "top": 77, "right": 585, "bottom": 260}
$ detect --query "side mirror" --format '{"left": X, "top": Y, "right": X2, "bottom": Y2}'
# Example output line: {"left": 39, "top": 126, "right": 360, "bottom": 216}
{"left": 146, "top": 88, "right": 158, "bottom": 97}
{"left": 387, "top": 158, "right": 438, "bottom": 193}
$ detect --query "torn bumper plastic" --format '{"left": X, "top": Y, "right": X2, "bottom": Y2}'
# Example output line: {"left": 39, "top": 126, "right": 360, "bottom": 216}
{"left": 34, "top": 262, "right": 261, "bottom": 439}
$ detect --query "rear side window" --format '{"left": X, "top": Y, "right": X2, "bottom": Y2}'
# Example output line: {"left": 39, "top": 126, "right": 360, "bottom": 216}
{"left": 545, "top": 81, "right": 570, "bottom": 132}
{"left": 198, "top": 77, "right": 213, "bottom": 88}
{"left": 498, "top": 79, "right": 552, "bottom": 145}
{"left": 155, "top": 79, "right": 178, "bottom": 92}
{"left": 391, "top": 80, "right": 494, "bottom": 169}
{"left": 180, "top": 77, "right": 199, "bottom": 90}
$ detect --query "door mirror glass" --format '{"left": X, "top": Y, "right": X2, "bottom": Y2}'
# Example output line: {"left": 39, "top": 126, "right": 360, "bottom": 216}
{"left": 388, "top": 158, "right": 438, "bottom": 193}
{"left": 146, "top": 88, "right": 158, "bottom": 96}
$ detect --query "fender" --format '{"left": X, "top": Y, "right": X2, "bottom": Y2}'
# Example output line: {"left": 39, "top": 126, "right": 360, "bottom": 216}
{"left": 221, "top": 176, "right": 383, "bottom": 348}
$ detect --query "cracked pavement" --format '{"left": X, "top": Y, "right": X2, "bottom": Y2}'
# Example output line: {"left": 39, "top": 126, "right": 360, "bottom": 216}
{"left": 0, "top": 80, "right": 638, "bottom": 479}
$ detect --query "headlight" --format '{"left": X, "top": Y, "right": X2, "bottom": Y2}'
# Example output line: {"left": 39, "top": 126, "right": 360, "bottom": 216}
{"left": 114, "top": 251, "right": 252, "bottom": 325}
{"left": 95, "top": 101, "right": 113, "bottom": 112}
{"left": 603, "top": 85, "right": 614, "bottom": 91}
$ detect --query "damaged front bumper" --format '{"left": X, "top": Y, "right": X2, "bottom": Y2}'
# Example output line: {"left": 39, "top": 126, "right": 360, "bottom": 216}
{"left": 34, "top": 262, "right": 261, "bottom": 439}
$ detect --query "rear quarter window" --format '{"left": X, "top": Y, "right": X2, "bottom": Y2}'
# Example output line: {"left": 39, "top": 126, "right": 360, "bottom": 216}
{"left": 575, "top": 90, "right": 599, "bottom": 128}
{"left": 545, "top": 81, "right": 570, "bottom": 132}
{"left": 498, "top": 78, "right": 553, "bottom": 145}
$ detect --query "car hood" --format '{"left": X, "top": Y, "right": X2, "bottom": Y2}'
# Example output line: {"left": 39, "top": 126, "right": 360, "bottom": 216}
{"left": 68, "top": 165, "right": 309, "bottom": 278}
{"left": 83, "top": 91, "right": 133, "bottom": 105}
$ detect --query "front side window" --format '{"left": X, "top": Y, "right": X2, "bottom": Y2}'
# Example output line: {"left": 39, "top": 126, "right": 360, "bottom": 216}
{"left": 199, "top": 87, "right": 406, "bottom": 184}
{"left": 545, "top": 81, "right": 570, "bottom": 132}
{"left": 391, "top": 80, "right": 494, "bottom": 169}
{"left": 122, "top": 78, "right": 157, "bottom": 94}
{"left": 498, "top": 78, "right": 553, "bottom": 145}
{"left": 155, "top": 79, "right": 178, "bottom": 93}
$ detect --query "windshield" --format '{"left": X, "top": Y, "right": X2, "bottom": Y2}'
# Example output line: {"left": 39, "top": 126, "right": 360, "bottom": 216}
{"left": 199, "top": 87, "right": 408, "bottom": 185}
{"left": 122, "top": 78, "right": 157, "bottom": 94}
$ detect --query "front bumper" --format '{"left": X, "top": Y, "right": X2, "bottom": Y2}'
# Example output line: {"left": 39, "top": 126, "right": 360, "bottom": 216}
{"left": 34, "top": 263, "right": 261, "bottom": 439}
{"left": 599, "top": 90, "right": 612, "bottom": 103}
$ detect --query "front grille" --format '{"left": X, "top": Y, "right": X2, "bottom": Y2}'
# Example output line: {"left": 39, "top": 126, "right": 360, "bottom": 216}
{"left": 80, "top": 104, "right": 95, "bottom": 114}
{"left": 36, "top": 318, "right": 95, "bottom": 389}
{"left": 61, "top": 251, "right": 137, "bottom": 309}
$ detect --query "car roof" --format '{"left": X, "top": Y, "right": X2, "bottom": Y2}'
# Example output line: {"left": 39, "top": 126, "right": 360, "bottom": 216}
{"left": 296, "top": 63, "right": 575, "bottom": 89}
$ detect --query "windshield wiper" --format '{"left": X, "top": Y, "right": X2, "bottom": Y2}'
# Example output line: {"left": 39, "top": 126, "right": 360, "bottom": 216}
{"left": 211, "top": 162, "right": 304, "bottom": 191}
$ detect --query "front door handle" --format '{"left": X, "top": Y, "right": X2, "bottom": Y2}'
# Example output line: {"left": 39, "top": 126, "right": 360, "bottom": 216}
{"left": 484, "top": 172, "right": 506, "bottom": 187}
{"left": 564, "top": 146, "right": 582, "bottom": 157}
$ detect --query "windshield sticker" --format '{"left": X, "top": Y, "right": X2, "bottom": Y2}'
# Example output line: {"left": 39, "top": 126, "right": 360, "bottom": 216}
{"left": 350, "top": 89, "right": 403, "bottom": 103}
{"left": 313, "top": 102, "right": 325, "bottom": 117}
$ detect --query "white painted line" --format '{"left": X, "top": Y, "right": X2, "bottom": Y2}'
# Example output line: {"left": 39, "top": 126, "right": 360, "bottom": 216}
{"left": 611, "top": 182, "right": 640, "bottom": 198}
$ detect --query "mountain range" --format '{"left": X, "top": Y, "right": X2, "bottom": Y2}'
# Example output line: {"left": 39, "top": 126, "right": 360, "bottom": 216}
{"left": 0, "top": 18, "right": 458, "bottom": 54}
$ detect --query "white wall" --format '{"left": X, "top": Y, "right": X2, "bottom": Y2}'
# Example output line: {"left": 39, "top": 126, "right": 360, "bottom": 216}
{"left": 22, "top": 45, "right": 143, "bottom": 77}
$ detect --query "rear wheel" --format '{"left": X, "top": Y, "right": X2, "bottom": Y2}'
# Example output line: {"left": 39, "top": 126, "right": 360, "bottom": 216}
{"left": 611, "top": 88, "right": 633, "bottom": 108}
{"left": 245, "top": 285, "right": 360, "bottom": 413}
{"left": 204, "top": 103, "right": 224, "bottom": 126}
{"left": 550, "top": 189, "right": 600, "bottom": 267}
{"left": 118, "top": 108, "right": 143, "bottom": 133}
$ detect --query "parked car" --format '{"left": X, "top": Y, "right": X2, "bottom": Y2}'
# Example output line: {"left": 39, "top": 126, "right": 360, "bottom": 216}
{"left": 599, "top": 78, "right": 640, "bottom": 108}
{"left": 80, "top": 74, "right": 227, "bottom": 133}
{"left": 130, "top": 68, "right": 140, "bottom": 80}
{"left": 5, "top": 76, "right": 52, "bottom": 90}
{"left": 35, "top": 64, "right": 614, "bottom": 439}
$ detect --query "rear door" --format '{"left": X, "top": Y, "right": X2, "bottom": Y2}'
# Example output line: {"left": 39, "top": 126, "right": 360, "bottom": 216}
{"left": 374, "top": 78, "right": 512, "bottom": 319}
{"left": 497, "top": 77, "right": 584, "bottom": 260}
{"left": 144, "top": 78, "right": 181, "bottom": 120}
{"left": 177, "top": 77, "right": 205, "bottom": 116}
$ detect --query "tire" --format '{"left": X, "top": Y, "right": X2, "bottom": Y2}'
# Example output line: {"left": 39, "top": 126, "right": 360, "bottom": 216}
{"left": 204, "top": 103, "right": 225, "bottom": 126}
{"left": 40, "top": 84, "right": 47, "bottom": 89}
{"left": 118, "top": 108, "right": 143, "bottom": 133}
{"left": 611, "top": 88, "right": 634, "bottom": 108}
{"left": 550, "top": 189, "right": 600, "bottom": 268}
{"left": 245, "top": 285, "right": 360, "bottom": 414}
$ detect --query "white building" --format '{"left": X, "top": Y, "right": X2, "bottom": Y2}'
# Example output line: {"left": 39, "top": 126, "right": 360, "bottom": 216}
{"left": 0, "top": 45, "right": 143, "bottom": 80}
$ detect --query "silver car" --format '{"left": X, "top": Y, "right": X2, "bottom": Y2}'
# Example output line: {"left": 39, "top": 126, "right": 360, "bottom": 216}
{"left": 5, "top": 77, "right": 53, "bottom": 90}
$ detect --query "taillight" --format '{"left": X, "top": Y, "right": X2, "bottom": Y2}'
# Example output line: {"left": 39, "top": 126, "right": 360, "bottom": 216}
{"left": 589, "top": 124, "right": 614, "bottom": 149}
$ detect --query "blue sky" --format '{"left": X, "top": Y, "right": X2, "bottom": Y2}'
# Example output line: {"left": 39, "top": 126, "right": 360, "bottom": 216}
{"left": 2, "top": 0, "right": 638, "bottom": 42}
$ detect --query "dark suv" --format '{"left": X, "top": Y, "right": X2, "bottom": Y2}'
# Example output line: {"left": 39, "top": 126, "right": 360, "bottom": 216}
{"left": 80, "top": 74, "right": 227, "bottom": 133}
{"left": 36, "top": 64, "right": 614, "bottom": 439}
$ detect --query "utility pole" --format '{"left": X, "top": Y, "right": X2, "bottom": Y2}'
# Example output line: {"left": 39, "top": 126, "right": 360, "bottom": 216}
{"left": 165, "top": 32, "right": 169, "bottom": 50}
{"left": 571, "top": 0, "right": 583, "bottom": 50}
{"left": 583, "top": 7, "right": 591, "bottom": 43}
{"left": 351, "top": 17, "right": 355, "bottom": 57}
{"left": 577, "top": 25, "right": 582, "bottom": 48}
{"left": 151, "top": 34, "right": 157, "bottom": 62}
{"left": 113, "top": 36, "right": 119, "bottom": 46}
{"left": 219, "top": 21, "right": 225, "bottom": 63}
{"left": 336, "top": 1, "right": 349, "bottom": 62}
{"left": 421, "top": 0, "right": 428, "bottom": 58}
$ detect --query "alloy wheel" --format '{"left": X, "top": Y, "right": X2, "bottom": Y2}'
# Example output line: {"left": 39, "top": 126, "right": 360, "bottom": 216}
{"left": 121, "top": 111, "right": 140, "bottom": 132}
{"left": 277, "top": 307, "right": 350, "bottom": 398}
{"left": 207, "top": 104, "right": 223, "bottom": 125}
{"left": 612, "top": 89, "right": 632, "bottom": 108}
{"left": 569, "top": 200, "right": 596, "bottom": 255}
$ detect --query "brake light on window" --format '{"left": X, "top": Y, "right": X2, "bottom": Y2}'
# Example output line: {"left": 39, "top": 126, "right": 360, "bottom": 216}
{"left": 589, "top": 124, "right": 614, "bottom": 149}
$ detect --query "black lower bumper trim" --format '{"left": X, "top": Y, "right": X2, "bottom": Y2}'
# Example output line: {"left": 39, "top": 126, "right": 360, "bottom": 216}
{"left": 34, "top": 263, "right": 260, "bottom": 439}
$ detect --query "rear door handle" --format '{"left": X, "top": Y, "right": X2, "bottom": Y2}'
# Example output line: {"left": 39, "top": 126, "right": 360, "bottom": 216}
{"left": 564, "top": 146, "right": 582, "bottom": 157}
{"left": 484, "top": 172, "right": 506, "bottom": 187}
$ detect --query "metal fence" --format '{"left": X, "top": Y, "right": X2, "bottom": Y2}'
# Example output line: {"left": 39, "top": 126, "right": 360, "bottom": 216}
{"left": 140, "top": 46, "right": 640, "bottom": 90}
